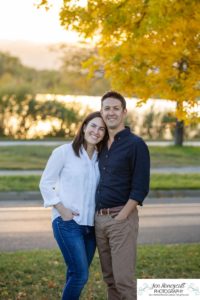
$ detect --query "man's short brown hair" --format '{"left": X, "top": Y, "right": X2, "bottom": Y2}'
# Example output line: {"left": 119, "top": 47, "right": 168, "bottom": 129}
{"left": 101, "top": 91, "right": 126, "bottom": 110}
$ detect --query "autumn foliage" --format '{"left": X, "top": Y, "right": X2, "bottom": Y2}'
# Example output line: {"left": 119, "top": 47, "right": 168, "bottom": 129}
{"left": 39, "top": 0, "right": 200, "bottom": 125}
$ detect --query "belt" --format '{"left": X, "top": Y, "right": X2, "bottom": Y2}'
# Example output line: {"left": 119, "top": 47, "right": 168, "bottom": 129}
{"left": 96, "top": 205, "right": 124, "bottom": 216}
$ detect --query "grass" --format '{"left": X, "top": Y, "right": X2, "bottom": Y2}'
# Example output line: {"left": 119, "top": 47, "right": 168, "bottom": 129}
{"left": 0, "top": 146, "right": 53, "bottom": 170}
{"left": 149, "top": 146, "right": 200, "bottom": 167}
{"left": 0, "top": 146, "right": 200, "bottom": 169}
{"left": 0, "top": 244, "right": 199, "bottom": 300}
{"left": 0, "top": 174, "right": 200, "bottom": 192}
{"left": 150, "top": 174, "right": 200, "bottom": 190}
{"left": 0, "top": 176, "right": 40, "bottom": 191}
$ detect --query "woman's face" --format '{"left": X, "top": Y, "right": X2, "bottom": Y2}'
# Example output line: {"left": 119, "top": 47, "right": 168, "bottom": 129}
{"left": 84, "top": 117, "right": 106, "bottom": 146}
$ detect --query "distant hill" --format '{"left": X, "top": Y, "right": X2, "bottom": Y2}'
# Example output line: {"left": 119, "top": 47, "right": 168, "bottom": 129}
{"left": 0, "top": 40, "right": 63, "bottom": 70}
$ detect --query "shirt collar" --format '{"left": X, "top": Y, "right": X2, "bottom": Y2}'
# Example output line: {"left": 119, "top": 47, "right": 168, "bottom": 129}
{"left": 80, "top": 145, "right": 98, "bottom": 162}
{"left": 114, "top": 126, "right": 131, "bottom": 140}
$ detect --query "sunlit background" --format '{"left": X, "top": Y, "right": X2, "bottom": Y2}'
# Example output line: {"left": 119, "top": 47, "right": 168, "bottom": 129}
{"left": 0, "top": 0, "right": 199, "bottom": 140}
{"left": 0, "top": 0, "right": 81, "bottom": 43}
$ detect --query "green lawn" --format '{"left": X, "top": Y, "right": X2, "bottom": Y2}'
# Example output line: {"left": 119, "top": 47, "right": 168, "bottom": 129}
{"left": 0, "top": 145, "right": 200, "bottom": 169}
{"left": 0, "top": 174, "right": 200, "bottom": 192}
{"left": 0, "top": 146, "right": 53, "bottom": 170}
{"left": 150, "top": 146, "right": 200, "bottom": 167}
{"left": 0, "top": 244, "right": 199, "bottom": 300}
{"left": 0, "top": 176, "right": 40, "bottom": 191}
{"left": 150, "top": 174, "right": 200, "bottom": 189}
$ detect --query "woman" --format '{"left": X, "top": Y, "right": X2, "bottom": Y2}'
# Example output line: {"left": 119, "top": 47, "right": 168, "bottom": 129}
{"left": 39, "top": 111, "right": 107, "bottom": 300}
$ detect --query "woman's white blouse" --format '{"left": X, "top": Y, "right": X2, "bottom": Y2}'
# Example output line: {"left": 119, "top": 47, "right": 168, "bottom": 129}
{"left": 39, "top": 143, "right": 100, "bottom": 226}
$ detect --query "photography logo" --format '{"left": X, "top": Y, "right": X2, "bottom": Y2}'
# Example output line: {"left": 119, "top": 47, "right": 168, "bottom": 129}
{"left": 138, "top": 279, "right": 200, "bottom": 299}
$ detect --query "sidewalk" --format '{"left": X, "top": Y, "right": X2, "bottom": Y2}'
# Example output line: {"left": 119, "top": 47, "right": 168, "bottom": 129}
{"left": 0, "top": 140, "right": 200, "bottom": 146}
{"left": 1, "top": 166, "right": 200, "bottom": 175}
{"left": 0, "top": 189, "right": 199, "bottom": 202}
{"left": 1, "top": 196, "right": 200, "bottom": 209}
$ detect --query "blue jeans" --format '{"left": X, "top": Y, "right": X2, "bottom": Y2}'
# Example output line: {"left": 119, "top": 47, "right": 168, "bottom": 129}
{"left": 52, "top": 217, "right": 96, "bottom": 300}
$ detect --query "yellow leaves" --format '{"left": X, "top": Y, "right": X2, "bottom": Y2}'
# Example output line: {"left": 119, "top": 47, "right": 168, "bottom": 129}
{"left": 35, "top": 0, "right": 51, "bottom": 11}
{"left": 82, "top": 56, "right": 101, "bottom": 79}
{"left": 180, "top": 72, "right": 186, "bottom": 80}
{"left": 182, "top": 48, "right": 190, "bottom": 57}
{"left": 176, "top": 109, "right": 187, "bottom": 122}
{"left": 136, "top": 98, "right": 149, "bottom": 107}
{"left": 53, "top": 0, "right": 200, "bottom": 122}
{"left": 174, "top": 97, "right": 200, "bottom": 124}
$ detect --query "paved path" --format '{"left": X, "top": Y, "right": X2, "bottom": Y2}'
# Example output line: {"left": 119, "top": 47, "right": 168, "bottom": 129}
{"left": 0, "top": 170, "right": 43, "bottom": 175}
{"left": 0, "top": 141, "right": 64, "bottom": 146}
{"left": 0, "top": 198, "right": 200, "bottom": 251}
{"left": 1, "top": 166, "right": 200, "bottom": 175}
{"left": 0, "top": 141, "right": 200, "bottom": 146}
{"left": 150, "top": 166, "right": 200, "bottom": 174}
{"left": 1, "top": 190, "right": 200, "bottom": 201}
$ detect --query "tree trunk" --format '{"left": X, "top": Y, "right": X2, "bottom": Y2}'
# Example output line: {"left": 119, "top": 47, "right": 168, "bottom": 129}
{"left": 174, "top": 119, "right": 184, "bottom": 146}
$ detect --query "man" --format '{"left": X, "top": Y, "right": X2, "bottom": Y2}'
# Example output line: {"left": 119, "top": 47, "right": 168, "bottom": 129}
{"left": 95, "top": 91, "right": 150, "bottom": 300}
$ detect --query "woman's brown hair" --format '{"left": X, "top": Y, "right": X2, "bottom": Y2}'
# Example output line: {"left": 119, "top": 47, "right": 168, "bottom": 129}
{"left": 72, "top": 111, "right": 108, "bottom": 157}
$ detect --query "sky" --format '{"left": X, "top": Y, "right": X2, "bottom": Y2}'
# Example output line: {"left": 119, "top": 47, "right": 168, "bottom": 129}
{"left": 0, "top": 0, "right": 82, "bottom": 43}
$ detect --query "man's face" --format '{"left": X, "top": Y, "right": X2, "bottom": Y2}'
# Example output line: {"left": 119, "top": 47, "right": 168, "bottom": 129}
{"left": 101, "top": 97, "right": 127, "bottom": 130}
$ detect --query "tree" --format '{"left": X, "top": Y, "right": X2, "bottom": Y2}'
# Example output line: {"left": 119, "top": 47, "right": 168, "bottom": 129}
{"left": 0, "top": 51, "right": 61, "bottom": 93}
{"left": 39, "top": 0, "right": 200, "bottom": 145}
{"left": 0, "top": 84, "right": 79, "bottom": 138}
{"left": 51, "top": 43, "right": 110, "bottom": 95}
{"left": 0, "top": 49, "right": 109, "bottom": 96}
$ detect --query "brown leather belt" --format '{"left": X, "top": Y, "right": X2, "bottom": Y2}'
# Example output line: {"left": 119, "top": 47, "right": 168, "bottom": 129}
{"left": 97, "top": 205, "right": 124, "bottom": 216}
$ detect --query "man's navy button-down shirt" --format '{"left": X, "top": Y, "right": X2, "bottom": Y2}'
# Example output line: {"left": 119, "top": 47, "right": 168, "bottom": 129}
{"left": 95, "top": 127, "right": 150, "bottom": 210}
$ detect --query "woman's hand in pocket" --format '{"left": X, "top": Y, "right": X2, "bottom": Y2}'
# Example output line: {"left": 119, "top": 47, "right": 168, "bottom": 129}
{"left": 53, "top": 202, "right": 79, "bottom": 221}
{"left": 61, "top": 207, "right": 79, "bottom": 221}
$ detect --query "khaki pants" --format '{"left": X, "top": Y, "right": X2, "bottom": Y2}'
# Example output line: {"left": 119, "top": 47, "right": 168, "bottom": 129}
{"left": 95, "top": 209, "right": 139, "bottom": 300}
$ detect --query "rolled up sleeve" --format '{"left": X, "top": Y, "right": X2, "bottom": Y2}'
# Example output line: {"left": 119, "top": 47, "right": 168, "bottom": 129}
{"left": 39, "top": 148, "right": 64, "bottom": 208}
{"left": 129, "top": 139, "right": 150, "bottom": 205}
